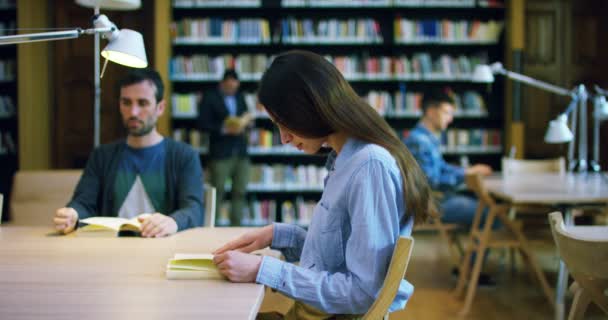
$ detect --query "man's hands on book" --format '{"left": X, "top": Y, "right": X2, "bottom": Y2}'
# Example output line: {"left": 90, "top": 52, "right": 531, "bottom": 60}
{"left": 138, "top": 213, "right": 178, "bottom": 238}
{"left": 54, "top": 207, "right": 78, "bottom": 234}
{"left": 223, "top": 113, "right": 253, "bottom": 135}
{"left": 211, "top": 224, "right": 273, "bottom": 282}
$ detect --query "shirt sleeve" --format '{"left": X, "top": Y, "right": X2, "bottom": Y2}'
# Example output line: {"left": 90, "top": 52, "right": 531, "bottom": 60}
{"left": 404, "top": 135, "right": 464, "bottom": 190}
{"left": 270, "top": 222, "right": 308, "bottom": 263}
{"left": 168, "top": 145, "right": 204, "bottom": 230}
{"left": 67, "top": 148, "right": 103, "bottom": 220}
{"left": 256, "top": 159, "right": 404, "bottom": 314}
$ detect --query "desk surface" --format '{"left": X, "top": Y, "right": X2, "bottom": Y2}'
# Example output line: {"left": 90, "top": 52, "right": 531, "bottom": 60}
{"left": 484, "top": 172, "right": 608, "bottom": 205}
{"left": 0, "top": 226, "right": 265, "bottom": 320}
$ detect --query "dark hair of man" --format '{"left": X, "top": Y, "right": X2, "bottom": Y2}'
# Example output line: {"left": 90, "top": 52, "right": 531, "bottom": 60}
{"left": 222, "top": 69, "right": 239, "bottom": 81}
{"left": 257, "top": 50, "right": 436, "bottom": 225}
{"left": 118, "top": 68, "right": 164, "bottom": 103}
{"left": 421, "top": 89, "right": 455, "bottom": 114}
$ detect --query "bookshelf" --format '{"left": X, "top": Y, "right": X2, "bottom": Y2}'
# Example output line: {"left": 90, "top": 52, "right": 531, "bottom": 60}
{"left": 169, "top": 0, "right": 506, "bottom": 226}
{"left": 0, "top": 0, "right": 16, "bottom": 221}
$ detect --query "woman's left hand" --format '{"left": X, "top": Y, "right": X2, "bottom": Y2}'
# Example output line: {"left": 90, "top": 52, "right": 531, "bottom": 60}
{"left": 213, "top": 251, "right": 263, "bottom": 282}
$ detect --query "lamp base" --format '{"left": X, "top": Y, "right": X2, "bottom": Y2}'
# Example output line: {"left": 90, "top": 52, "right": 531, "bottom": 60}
{"left": 589, "top": 160, "right": 601, "bottom": 172}
{"left": 569, "top": 159, "right": 589, "bottom": 173}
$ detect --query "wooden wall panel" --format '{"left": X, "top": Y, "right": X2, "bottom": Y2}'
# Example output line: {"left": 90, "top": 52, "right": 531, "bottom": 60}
{"left": 53, "top": 0, "right": 154, "bottom": 168}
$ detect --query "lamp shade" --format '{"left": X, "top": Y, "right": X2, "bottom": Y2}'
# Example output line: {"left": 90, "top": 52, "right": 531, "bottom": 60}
{"left": 472, "top": 64, "right": 495, "bottom": 83}
{"left": 101, "top": 29, "right": 147, "bottom": 68}
{"left": 75, "top": 0, "right": 141, "bottom": 10}
{"left": 544, "top": 114, "right": 574, "bottom": 143}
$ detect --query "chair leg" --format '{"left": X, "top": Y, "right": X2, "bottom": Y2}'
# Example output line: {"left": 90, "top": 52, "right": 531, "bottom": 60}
{"left": 459, "top": 241, "right": 487, "bottom": 316}
{"left": 453, "top": 245, "right": 474, "bottom": 298}
{"left": 513, "top": 231, "right": 555, "bottom": 308}
{"left": 568, "top": 284, "right": 591, "bottom": 320}
{"left": 458, "top": 206, "right": 499, "bottom": 315}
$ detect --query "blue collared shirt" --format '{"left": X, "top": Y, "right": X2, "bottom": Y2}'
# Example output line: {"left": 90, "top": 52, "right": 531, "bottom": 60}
{"left": 224, "top": 95, "right": 237, "bottom": 116}
{"left": 256, "top": 138, "right": 414, "bottom": 314}
{"left": 404, "top": 122, "right": 465, "bottom": 191}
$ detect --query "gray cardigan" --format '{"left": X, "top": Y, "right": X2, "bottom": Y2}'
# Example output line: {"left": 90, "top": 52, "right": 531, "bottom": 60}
{"left": 67, "top": 138, "right": 204, "bottom": 231}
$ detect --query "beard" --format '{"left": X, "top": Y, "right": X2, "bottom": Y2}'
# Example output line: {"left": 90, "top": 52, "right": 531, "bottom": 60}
{"left": 125, "top": 117, "right": 156, "bottom": 137}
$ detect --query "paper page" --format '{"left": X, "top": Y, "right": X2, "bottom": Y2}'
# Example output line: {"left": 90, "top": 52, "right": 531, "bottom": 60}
{"left": 168, "top": 253, "right": 216, "bottom": 271}
{"left": 80, "top": 217, "right": 130, "bottom": 231}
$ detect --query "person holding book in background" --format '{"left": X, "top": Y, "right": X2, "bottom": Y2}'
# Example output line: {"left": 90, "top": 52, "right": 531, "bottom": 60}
{"left": 212, "top": 50, "right": 435, "bottom": 319}
{"left": 403, "top": 89, "right": 497, "bottom": 285}
{"left": 53, "top": 69, "right": 204, "bottom": 237}
{"left": 198, "top": 69, "right": 252, "bottom": 226}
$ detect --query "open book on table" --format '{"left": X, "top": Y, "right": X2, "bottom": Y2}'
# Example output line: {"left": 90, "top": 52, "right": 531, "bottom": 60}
{"left": 79, "top": 213, "right": 151, "bottom": 236}
{"left": 166, "top": 253, "right": 224, "bottom": 280}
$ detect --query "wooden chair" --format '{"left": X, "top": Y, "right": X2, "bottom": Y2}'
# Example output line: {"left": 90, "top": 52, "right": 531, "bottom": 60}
{"left": 453, "top": 174, "right": 554, "bottom": 315}
{"left": 203, "top": 183, "right": 216, "bottom": 227}
{"left": 414, "top": 211, "right": 461, "bottom": 266}
{"left": 548, "top": 212, "right": 608, "bottom": 320}
{"left": 413, "top": 191, "right": 462, "bottom": 267}
{"left": 363, "top": 236, "right": 414, "bottom": 320}
{"left": 10, "top": 170, "right": 82, "bottom": 225}
{"left": 502, "top": 157, "right": 565, "bottom": 176}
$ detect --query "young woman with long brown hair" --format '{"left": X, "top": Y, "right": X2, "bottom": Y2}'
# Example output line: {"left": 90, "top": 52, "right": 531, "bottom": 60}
{"left": 213, "top": 50, "right": 435, "bottom": 319}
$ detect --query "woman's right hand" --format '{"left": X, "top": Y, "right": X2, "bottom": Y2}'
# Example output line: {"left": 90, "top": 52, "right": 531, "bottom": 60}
{"left": 213, "top": 224, "right": 274, "bottom": 255}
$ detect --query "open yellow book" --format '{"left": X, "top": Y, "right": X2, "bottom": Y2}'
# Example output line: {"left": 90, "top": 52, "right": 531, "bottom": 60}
{"left": 166, "top": 253, "right": 224, "bottom": 280}
{"left": 79, "top": 213, "right": 151, "bottom": 236}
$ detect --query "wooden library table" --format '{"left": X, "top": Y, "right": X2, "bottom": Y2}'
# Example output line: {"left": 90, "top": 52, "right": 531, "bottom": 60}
{"left": 0, "top": 226, "right": 265, "bottom": 320}
{"left": 484, "top": 172, "right": 608, "bottom": 320}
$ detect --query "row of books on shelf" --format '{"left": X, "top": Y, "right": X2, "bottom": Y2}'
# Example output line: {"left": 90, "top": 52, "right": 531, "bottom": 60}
{"left": 171, "top": 18, "right": 271, "bottom": 44}
{"left": 394, "top": 19, "right": 503, "bottom": 43}
{"left": 0, "top": 95, "right": 15, "bottom": 118}
{"left": 215, "top": 197, "right": 317, "bottom": 227}
{"left": 401, "top": 128, "right": 501, "bottom": 152}
{"left": 171, "top": 0, "right": 503, "bottom": 8}
{"left": 0, "top": 130, "right": 16, "bottom": 155}
{"left": 173, "top": 0, "right": 260, "bottom": 8}
{"left": 0, "top": 21, "right": 15, "bottom": 36}
{"left": 171, "top": 18, "right": 502, "bottom": 45}
{"left": 170, "top": 54, "right": 266, "bottom": 81}
{"left": 172, "top": 86, "right": 486, "bottom": 120}
{"left": 279, "top": 18, "right": 382, "bottom": 44}
{"left": 366, "top": 88, "right": 486, "bottom": 116}
{"left": 0, "top": 0, "right": 14, "bottom": 8}
{"left": 169, "top": 53, "right": 488, "bottom": 81}
{"left": 249, "top": 164, "right": 327, "bottom": 191}
{"left": 282, "top": 0, "right": 503, "bottom": 7}
{"left": 0, "top": 60, "right": 15, "bottom": 81}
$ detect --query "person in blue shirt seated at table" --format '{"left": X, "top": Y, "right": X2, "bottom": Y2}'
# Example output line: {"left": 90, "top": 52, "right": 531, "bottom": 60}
{"left": 403, "top": 90, "right": 497, "bottom": 284}
{"left": 52, "top": 69, "right": 204, "bottom": 238}
{"left": 211, "top": 50, "right": 436, "bottom": 319}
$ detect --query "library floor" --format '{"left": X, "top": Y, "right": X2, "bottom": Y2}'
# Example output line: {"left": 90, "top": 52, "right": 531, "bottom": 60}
{"left": 259, "top": 230, "right": 606, "bottom": 319}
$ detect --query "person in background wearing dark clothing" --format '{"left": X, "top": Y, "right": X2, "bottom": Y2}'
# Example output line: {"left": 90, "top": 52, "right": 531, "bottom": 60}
{"left": 53, "top": 69, "right": 204, "bottom": 237}
{"left": 199, "top": 69, "right": 252, "bottom": 226}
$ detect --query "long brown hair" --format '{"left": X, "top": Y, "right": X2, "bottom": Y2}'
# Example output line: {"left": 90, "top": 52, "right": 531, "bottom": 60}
{"left": 258, "top": 50, "right": 435, "bottom": 225}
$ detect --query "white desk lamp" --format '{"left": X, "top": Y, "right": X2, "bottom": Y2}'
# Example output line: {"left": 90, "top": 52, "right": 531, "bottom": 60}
{"left": 472, "top": 62, "right": 591, "bottom": 172}
{"left": 0, "top": 0, "right": 146, "bottom": 147}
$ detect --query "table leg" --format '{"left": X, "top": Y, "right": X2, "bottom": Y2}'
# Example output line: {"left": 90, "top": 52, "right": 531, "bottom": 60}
{"left": 554, "top": 209, "right": 574, "bottom": 320}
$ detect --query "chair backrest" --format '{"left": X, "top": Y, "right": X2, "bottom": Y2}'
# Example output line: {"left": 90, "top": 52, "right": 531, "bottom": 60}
{"left": 10, "top": 170, "right": 82, "bottom": 225}
{"left": 363, "top": 236, "right": 414, "bottom": 320}
{"left": 203, "top": 183, "right": 216, "bottom": 227}
{"left": 502, "top": 157, "right": 565, "bottom": 175}
{"left": 464, "top": 173, "right": 494, "bottom": 206}
{"left": 548, "top": 212, "right": 608, "bottom": 314}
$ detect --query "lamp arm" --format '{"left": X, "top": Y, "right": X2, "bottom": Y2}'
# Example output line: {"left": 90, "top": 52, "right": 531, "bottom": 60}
{"left": 497, "top": 69, "right": 573, "bottom": 96}
{"left": 0, "top": 27, "right": 115, "bottom": 46}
